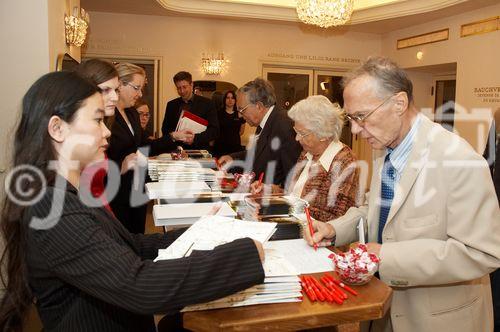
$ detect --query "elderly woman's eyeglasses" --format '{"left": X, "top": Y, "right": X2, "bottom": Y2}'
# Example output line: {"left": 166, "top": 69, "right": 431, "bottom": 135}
{"left": 127, "top": 82, "right": 142, "bottom": 92}
{"left": 345, "top": 94, "right": 395, "bottom": 124}
{"left": 293, "top": 127, "right": 312, "bottom": 139}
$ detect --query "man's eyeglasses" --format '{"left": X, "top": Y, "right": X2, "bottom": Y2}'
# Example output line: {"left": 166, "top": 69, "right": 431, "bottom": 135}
{"left": 345, "top": 94, "right": 396, "bottom": 124}
{"left": 293, "top": 127, "right": 313, "bottom": 139}
{"left": 237, "top": 103, "right": 253, "bottom": 114}
{"left": 127, "top": 82, "right": 142, "bottom": 92}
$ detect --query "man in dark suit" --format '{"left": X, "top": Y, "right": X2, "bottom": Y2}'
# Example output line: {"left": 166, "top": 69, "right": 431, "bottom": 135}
{"left": 161, "top": 71, "right": 219, "bottom": 151}
{"left": 219, "top": 78, "right": 302, "bottom": 187}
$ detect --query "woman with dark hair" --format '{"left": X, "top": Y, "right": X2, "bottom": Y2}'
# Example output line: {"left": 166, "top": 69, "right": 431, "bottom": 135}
{"left": 214, "top": 90, "right": 246, "bottom": 157}
{"left": 75, "top": 58, "right": 119, "bottom": 117}
{"left": 0, "top": 71, "right": 264, "bottom": 332}
{"left": 135, "top": 98, "right": 154, "bottom": 139}
{"left": 75, "top": 58, "right": 124, "bottom": 213}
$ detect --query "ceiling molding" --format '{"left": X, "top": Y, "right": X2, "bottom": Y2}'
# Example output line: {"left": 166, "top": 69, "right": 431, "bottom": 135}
{"left": 155, "top": 0, "right": 472, "bottom": 25}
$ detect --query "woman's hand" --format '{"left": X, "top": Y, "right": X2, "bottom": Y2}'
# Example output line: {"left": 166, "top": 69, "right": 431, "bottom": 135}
{"left": 120, "top": 153, "right": 138, "bottom": 174}
{"left": 250, "top": 182, "right": 284, "bottom": 195}
{"left": 303, "top": 218, "right": 336, "bottom": 248}
{"left": 250, "top": 180, "right": 265, "bottom": 194}
{"left": 218, "top": 155, "right": 233, "bottom": 169}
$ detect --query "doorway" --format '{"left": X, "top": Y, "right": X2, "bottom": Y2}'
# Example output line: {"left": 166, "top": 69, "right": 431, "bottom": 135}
{"left": 434, "top": 78, "right": 456, "bottom": 132}
{"left": 262, "top": 66, "right": 351, "bottom": 147}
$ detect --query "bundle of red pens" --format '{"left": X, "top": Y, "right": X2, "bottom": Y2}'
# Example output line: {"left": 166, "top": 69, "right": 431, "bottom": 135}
{"left": 300, "top": 273, "right": 358, "bottom": 305}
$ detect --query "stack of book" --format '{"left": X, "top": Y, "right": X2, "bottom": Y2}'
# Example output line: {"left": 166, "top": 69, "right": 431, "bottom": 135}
{"left": 152, "top": 202, "right": 237, "bottom": 227}
{"left": 145, "top": 181, "right": 211, "bottom": 200}
{"left": 182, "top": 250, "right": 302, "bottom": 311}
{"left": 148, "top": 159, "right": 218, "bottom": 183}
{"left": 154, "top": 216, "right": 302, "bottom": 311}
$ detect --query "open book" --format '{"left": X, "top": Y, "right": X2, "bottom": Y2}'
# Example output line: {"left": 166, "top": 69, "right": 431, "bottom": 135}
{"left": 176, "top": 110, "right": 208, "bottom": 134}
{"left": 155, "top": 216, "right": 277, "bottom": 259}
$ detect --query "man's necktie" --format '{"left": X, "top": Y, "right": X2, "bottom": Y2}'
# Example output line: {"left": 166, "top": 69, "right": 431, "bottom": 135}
{"left": 255, "top": 126, "right": 262, "bottom": 135}
{"left": 378, "top": 153, "right": 396, "bottom": 243}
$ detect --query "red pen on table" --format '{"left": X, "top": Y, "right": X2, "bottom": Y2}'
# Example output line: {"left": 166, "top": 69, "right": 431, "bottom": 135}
{"left": 319, "top": 277, "right": 344, "bottom": 304}
{"left": 305, "top": 206, "right": 318, "bottom": 251}
{"left": 309, "top": 276, "right": 334, "bottom": 303}
{"left": 300, "top": 276, "right": 316, "bottom": 302}
{"left": 323, "top": 274, "right": 348, "bottom": 299}
{"left": 257, "top": 172, "right": 264, "bottom": 187}
{"left": 329, "top": 275, "right": 359, "bottom": 296}
{"left": 305, "top": 276, "right": 325, "bottom": 302}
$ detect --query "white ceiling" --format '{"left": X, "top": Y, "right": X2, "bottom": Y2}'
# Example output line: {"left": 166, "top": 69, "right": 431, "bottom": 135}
{"left": 80, "top": 0, "right": 500, "bottom": 34}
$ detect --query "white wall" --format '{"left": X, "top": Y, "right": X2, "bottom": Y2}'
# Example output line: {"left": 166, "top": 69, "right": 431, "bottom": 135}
{"left": 381, "top": 3, "right": 500, "bottom": 152}
{"left": 83, "top": 12, "right": 381, "bottom": 133}
{"left": 0, "top": 0, "right": 79, "bottom": 198}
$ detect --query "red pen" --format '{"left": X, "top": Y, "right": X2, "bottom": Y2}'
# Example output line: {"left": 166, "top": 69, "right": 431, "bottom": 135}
{"left": 305, "top": 206, "right": 318, "bottom": 251}
{"left": 320, "top": 277, "right": 344, "bottom": 304}
{"left": 257, "top": 172, "right": 264, "bottom": 187}
{"left": 323, "top": 274, "right": 348, "bottom": 299}
{"left": 306, "top": 277, "right": 325, "bottom": 302}
{"left": 300, "top": 276, "right": 316, "bottom": 302}
{"left": 309, "top": 277, "right": 334, "bottom": 303}
{"left": 214, "top": 158, "right": 221, "bottom": 170}
{"left": 331, "top": 276, "right": 359, "bottom": 296}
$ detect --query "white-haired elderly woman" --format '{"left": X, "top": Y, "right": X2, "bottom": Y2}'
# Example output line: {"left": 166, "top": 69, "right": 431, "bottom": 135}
{"left": 252, "top": 95, "right": 359, "bottom": 222}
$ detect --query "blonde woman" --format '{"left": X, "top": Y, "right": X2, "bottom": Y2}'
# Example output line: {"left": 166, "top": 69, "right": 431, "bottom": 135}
{"left": 107, "top": 63, "right": 176, "bottom": 233}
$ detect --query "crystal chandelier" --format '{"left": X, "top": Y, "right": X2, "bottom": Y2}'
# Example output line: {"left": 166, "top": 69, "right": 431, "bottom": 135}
{"left": 65, "top": 7, "right": 89, "bottom": 47}
{"left": 296, "top": 0, "right": 354, "bottom": 28}
{"left": 201, "top": 53, "right": 225, "bottom": 75}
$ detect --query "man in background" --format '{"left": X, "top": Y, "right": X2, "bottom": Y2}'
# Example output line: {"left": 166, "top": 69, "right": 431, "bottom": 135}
{"left": 161, "top": 71, "right": 218, "bottom": 151}
{"left": 219, "top": 78, "right": 301, "bottom": 187}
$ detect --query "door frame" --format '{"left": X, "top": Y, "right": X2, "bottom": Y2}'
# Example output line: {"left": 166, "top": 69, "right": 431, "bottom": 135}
{"left": 262, "top": 66, "right": 314, "bottom": 97}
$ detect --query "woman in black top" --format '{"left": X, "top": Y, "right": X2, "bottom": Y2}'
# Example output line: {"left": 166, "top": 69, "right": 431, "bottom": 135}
{"left": 214, "top": 90, "right": 246, "bottom": 157}
{"left": 0, "top": 71, "right": 265, "bottom": 332}
{"left": 106, "top": 63, "right": 176, "bottom": 234}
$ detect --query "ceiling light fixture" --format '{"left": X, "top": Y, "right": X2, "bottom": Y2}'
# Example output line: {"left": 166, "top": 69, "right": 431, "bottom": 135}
{"left": 296, "top": 0, "right": 354, "bottom": 28}
{"left": 201, "top": 52, "right": 225, "bottom": 75}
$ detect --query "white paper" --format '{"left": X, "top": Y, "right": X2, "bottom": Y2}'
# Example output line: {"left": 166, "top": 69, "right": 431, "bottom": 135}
{"left": 145, "top": 181, "right": 210, "bottom": 199}
{"left": 155, "top": 216, "right": 277, "bottom": 260}
{"left": 264, "top": 239, "right": 334, "bottom": 274}
{"left": 263, "top": 249, "right": 299, "bottom": 277}
{"left": 176, "top": 115, "right": 207, "bottom": 134}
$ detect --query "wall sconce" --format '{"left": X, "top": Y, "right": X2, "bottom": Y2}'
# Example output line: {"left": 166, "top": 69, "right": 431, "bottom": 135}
{"left": 65, "top": 7, "right": 89, "bottom": 47}
{"left": 416, "top": 51, "right": 424, "bottom": 60}
{"left": 201, "top": 53, "right": 225, "bottom": 75}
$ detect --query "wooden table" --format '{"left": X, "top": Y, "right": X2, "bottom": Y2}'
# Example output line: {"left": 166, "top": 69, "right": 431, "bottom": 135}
{"left": 183, "top": 274, "right": 392, "bottom": 331}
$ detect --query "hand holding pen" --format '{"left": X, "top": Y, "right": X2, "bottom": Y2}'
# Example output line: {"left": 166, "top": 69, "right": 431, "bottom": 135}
{"left": 303, "top": 209, "right": 337, "bottom": 249}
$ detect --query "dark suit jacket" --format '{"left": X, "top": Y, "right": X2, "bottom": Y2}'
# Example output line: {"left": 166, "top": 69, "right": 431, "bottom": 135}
{"left": 25, "top": 178, "right": 264, "bottom": 331}
{"left": 106, "top": 108, "right": 177, "bottom": 232}
{"left": 161, "top": 94, "right": 219, "bottom": 151}
{"left": 108, "top": 107, "right": 176, "bottom": 170}
{"left": 230, "top": 107, "right": 302, "bottom": 186}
